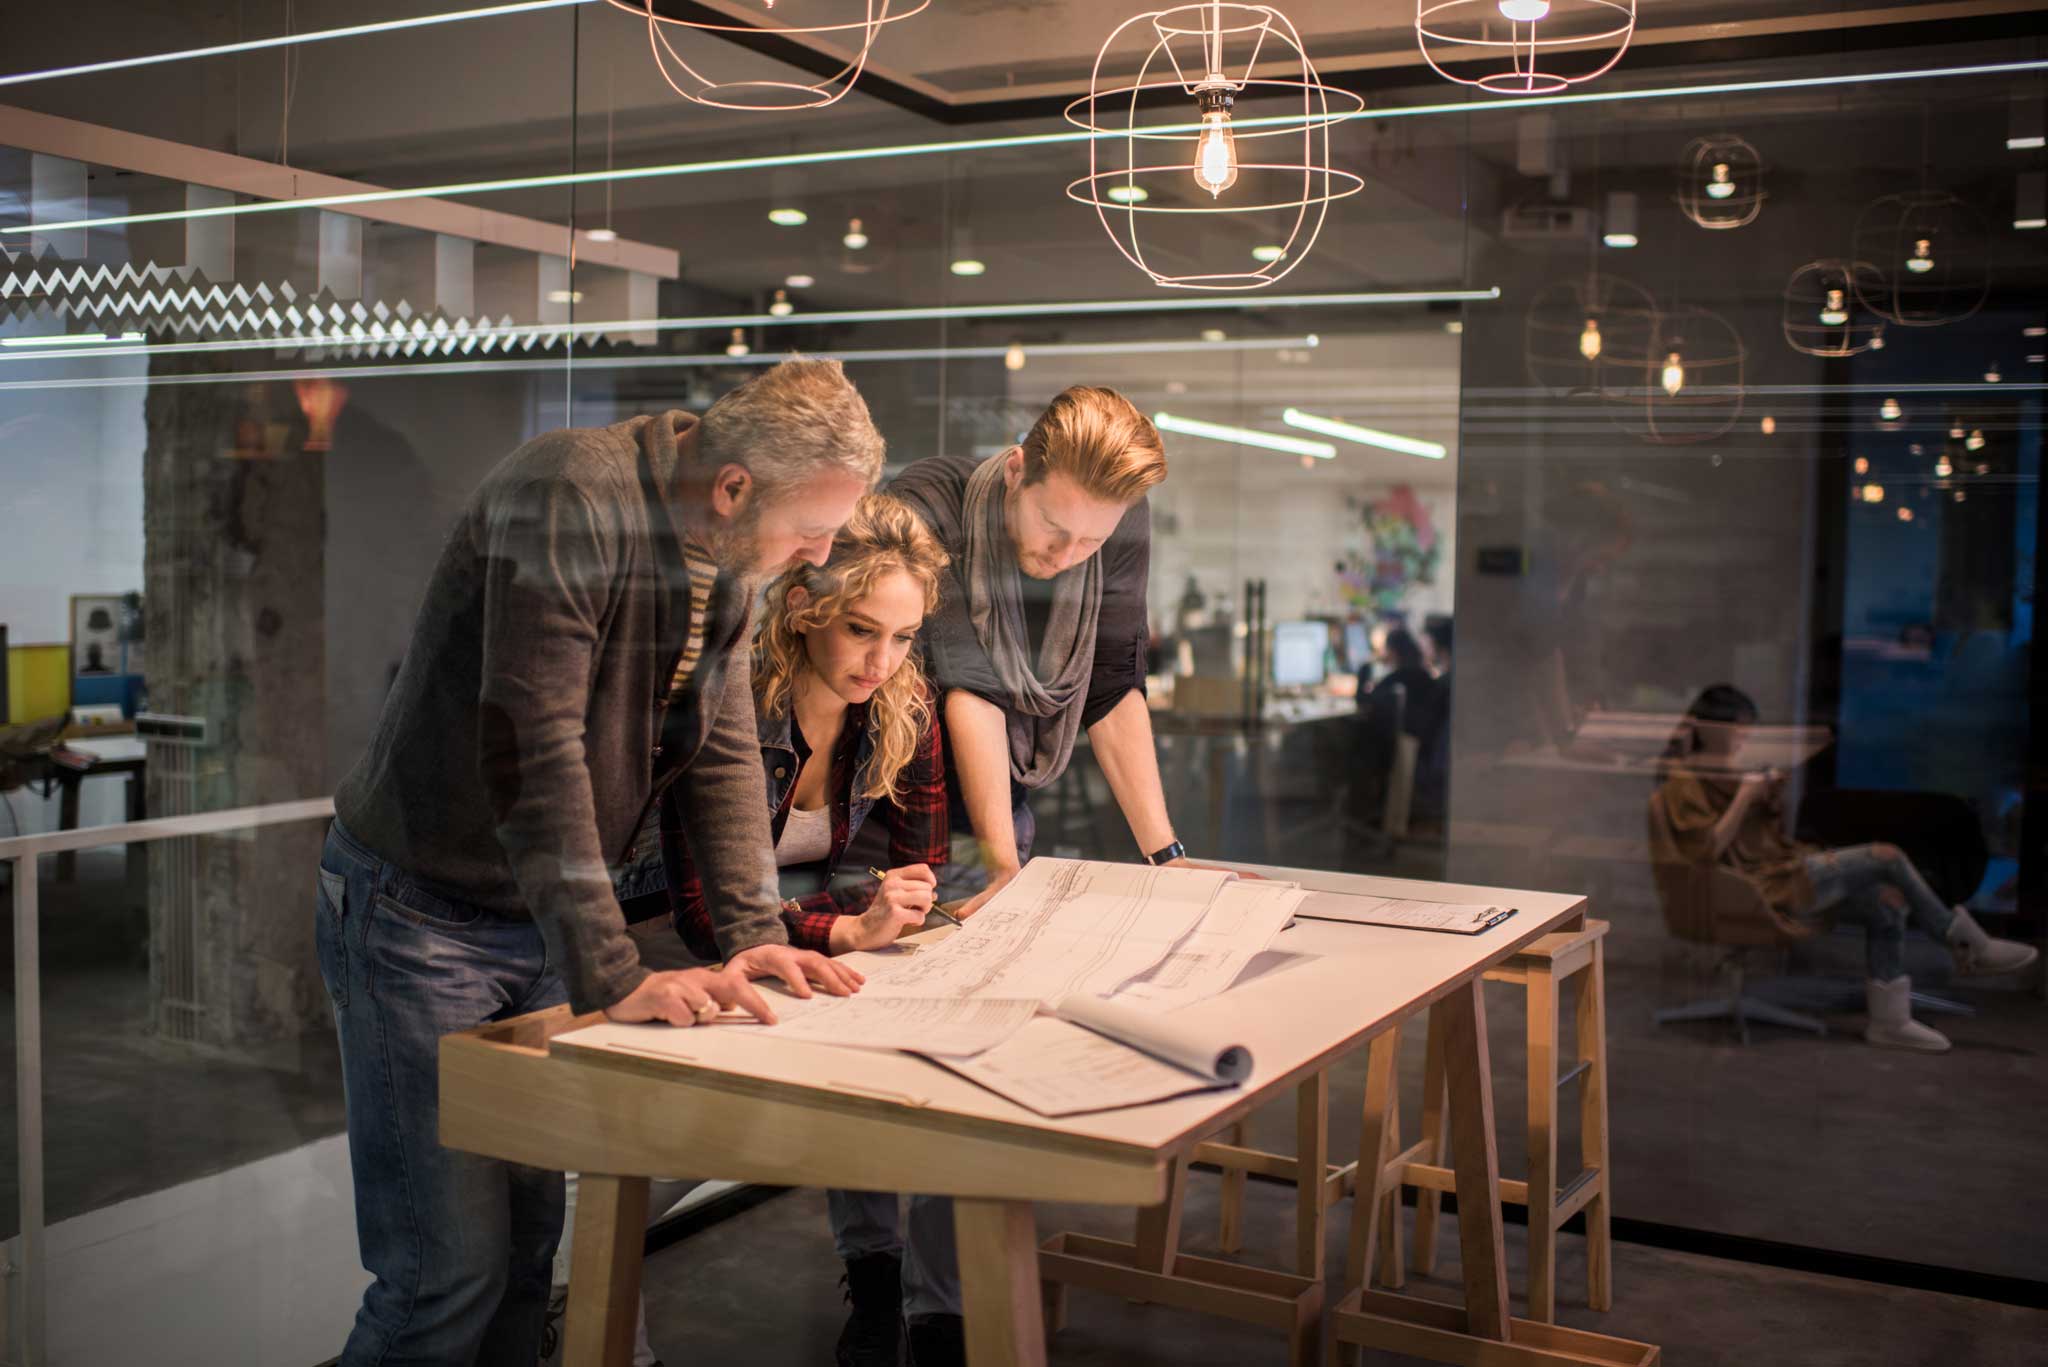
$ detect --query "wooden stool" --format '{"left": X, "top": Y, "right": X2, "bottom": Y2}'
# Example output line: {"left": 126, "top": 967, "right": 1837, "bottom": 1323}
{"left": 1395, "top": 919, "right": 1613, "bottom": 1323}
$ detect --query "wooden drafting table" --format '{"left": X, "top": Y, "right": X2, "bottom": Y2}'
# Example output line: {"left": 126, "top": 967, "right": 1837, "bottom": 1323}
{"left": 438, "top": 865, "right": 1659, "bottom": 1366}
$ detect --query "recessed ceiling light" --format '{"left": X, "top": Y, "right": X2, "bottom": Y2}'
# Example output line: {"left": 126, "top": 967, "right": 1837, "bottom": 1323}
{"left": 1106, "top": 185, "right": 1150, "bottom": 204}
{"left": 768, "top": 207, "right": 808, "bottom": 227}
{"left": 1251, "top": 244, "right": 1286, "bottom": 262}
{"left": 1200, "top": 328, "right": 1226, "bottom": 342}
{"left": 1603, "top": 232, "right": 1638, "bottom": 249}
{"left": 949, "top": 258, "right": 986, "bottom": 276}
{"left": 2024, "top": 326, "right": 2047, "bottom": 337}
{"left": 584, "top": 227, "right": 618, "bottom": 242}
{"left": 784, "top": 274, "right": 815, "bottom": 288}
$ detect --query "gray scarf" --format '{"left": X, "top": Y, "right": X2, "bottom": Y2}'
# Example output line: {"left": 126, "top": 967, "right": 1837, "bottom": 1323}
{"left": 962, "top": 450, "right": 1102, "bottom": 790}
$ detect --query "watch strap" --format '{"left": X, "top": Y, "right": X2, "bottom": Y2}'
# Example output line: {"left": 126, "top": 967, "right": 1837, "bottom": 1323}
{"left": 1143, "top": 839, "right": 1187, "bottom": 867}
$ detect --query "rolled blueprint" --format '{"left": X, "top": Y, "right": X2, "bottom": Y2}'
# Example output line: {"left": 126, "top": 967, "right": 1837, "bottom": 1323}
{"left": 1053, "top": 993, "right": 1254, "bottom": 1083}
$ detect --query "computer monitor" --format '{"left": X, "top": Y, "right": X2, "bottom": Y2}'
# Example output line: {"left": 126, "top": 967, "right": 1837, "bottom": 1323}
{"left": 1343, "top": 622, "right": 1371, "bottom": 673}
{"left": 1271, "top": 620, "right": 1328, "bottom": 689}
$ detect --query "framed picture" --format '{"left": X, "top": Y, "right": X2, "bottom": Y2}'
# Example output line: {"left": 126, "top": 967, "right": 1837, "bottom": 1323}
{"left": 70, "top": 594, "right": 123, "bottom": 680}
{"left": 70, "top": 592, "right": 142, "bottom": 713}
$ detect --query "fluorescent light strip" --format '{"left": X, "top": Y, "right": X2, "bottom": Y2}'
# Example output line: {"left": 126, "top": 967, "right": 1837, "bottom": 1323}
{"left": 1282, "top": 407, "right": 1446, "bottom": 459}
{"left": 8, "top": 58, "right": 2045, "bottom": 238}
{"left": 0, "top": 290, "right": 1472, "bottom": 363}
{"left": 0, "top": 334, "right": 1320, "bottom": 393}
{"left": 1154, "top": 412, "right": 1335, "bottom": 459}
{"left": 0, "top": 330, "right": 144, "bottom": 347}
{"left": 0, "top": 1, "right": 593, "bottom": 89}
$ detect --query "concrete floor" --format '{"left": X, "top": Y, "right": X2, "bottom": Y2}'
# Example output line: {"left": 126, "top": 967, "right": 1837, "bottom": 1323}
{"left": 635, "top": 1180, "right": 2048, "bottom": 1367}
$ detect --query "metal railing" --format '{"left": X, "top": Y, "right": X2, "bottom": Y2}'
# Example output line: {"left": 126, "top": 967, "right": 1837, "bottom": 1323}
{"left": 0, "top": 796, "right": 335, "bottom": 1367}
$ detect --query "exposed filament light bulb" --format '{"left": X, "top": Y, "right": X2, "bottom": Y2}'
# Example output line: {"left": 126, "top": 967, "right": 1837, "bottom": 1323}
{"left": 1819, "top": 289, "right": 1849, "bottom": 326}
{"left": 1499, "top": 0, "right": 1551, "bottom": 18}
{"left": 1660, "top": 350, "right": 1685, "bottom": 397}
{"left": 1706, "top": 162, "right": 1736, "bottom": 200}
{"left": 1193, "top": 88, "right": 1239, "bottom": 199}
{"left": 1906, "top": 237, "right": 1935, "bottom": 274}
{"left": 1579, "top": 316, "right": 1602, "bottom": 361}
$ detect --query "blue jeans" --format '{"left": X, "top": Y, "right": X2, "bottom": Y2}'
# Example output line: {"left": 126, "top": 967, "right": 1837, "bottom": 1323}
{"left": 1801, "top": 843, "right": 1956, "bottom": 982}
{"left": 828, "top": 1192, "right": 962, "bottom": 1320}
{"left": 318, "top": 819, "right": 569, "bottom": 1366}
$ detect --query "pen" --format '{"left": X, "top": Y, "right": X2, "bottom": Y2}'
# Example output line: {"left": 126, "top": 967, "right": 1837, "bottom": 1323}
{"left": 871, "top": 866, "right": 962, "bottom": 926}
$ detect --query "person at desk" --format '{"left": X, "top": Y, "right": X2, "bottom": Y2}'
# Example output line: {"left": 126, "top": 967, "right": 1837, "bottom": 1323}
{"left": 1656, "top": 684, "right": 2038, "bottom": 1053}
{"left": 887, "top": 385, "right": 1219, "bottom": 909}
{"left": 1361, "top": 622, "right": 1439, "bottom": 731}
{"left": 318, "top": 358, "right": 872, "bottom": 1367}
{"left": 648, "top": 493, "right": 950, "bottom": 1367}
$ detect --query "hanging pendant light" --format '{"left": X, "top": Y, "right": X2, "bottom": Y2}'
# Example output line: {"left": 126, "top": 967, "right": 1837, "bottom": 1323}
{"left": 607, "top": 0, "right": 929, "bottom": 112}
{"left": 1579, "top": 316, "right": 1603, "bottom": 360}
{"left": 1880, "top": 396, "right": 1904, "bottom": 423}
{"left": 1783, "top": 260, "right": 1886, "bottom": 358}
{"left": 725, "top": 327, "right": 750, "bottom": 357}
{"left": 1066, "top": 4, "right": 1364, "bottom": 290}
{"left": 1854, "top": 189, "right": 1991, "bottom": 327}
{"left": 1675, "top": 134, "right": 1766, "bottom": 230}
{"left": 1417, "top": 0, "right": 1635, "bottom": 96}
{"left": 1660, "top": 350, "right": 1686, "bottom": 397}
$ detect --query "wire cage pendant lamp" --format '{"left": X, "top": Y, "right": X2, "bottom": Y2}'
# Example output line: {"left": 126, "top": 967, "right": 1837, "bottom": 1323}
{"left": 1416, "top": 0, "right": 1636, "bottom": 95}
{"left": 1853, "top": 188, "right": 1992, "bottom": 327}
{"left": 1782, "top": 259, "right": 1887, "bottom": 357}
{"left": 605, "top": 0, "right": 929, "bottom": 111}
{"left": 1675, "top": 133, "right": 1766, "bottom": 230}
{"left": 1066, "top": 3, "right": 1364, "bottom": 291}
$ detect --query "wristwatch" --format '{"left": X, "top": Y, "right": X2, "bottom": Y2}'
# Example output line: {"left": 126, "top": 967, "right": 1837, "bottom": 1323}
{"left": 1143, "top": 839, "right": 1187, "bottom": 867}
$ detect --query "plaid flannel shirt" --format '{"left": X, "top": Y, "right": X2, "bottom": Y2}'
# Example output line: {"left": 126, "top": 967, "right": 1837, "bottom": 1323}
{"left": 668, "top": 695, "right": 948, "bottom": 958}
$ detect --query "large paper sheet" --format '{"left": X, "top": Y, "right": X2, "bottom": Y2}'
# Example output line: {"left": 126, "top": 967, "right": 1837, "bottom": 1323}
{"left": 874, "top": 858, "right": 1231, "bottom": 1004}
{"left": 763, "top": 995, "right": 1041, "bottom": 1057}
{"left": 934, "top": 1017, "right": 1235, "bottom": 1118}
{"left": 1055, "top": 993, "right": 1253, "bottom": 1081}
{"left": 1294, "top": 891, "right": 1511, "bottom": 934}
{"left": 1108, "top": 879, "right": 1305, "bottom": 1011}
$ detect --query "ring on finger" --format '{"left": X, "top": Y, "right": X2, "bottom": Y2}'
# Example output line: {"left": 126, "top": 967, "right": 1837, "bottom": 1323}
{"left": 693, "top": 999, "right": 720, "bottom": 1022}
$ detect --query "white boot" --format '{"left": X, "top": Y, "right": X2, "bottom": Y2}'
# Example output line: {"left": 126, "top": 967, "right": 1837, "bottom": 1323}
{"left": 1946, "top": 906, "right": 2040, "bottom": 978}
{"left": 1863, "top": 976, "right": 1950, "bottom": 1053}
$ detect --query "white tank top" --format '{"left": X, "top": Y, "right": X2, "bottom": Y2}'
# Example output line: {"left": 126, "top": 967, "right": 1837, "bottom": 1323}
{"left": 776, "top": 803, "right": 832, "bottom": 867}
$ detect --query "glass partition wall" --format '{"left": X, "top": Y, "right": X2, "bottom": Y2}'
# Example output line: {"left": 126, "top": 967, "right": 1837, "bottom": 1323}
{"left": 0, "top": 4, "right": 2042, "bottom": 1361}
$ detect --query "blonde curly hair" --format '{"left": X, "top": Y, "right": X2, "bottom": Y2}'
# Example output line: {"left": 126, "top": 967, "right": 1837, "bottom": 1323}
{"left": 754, "top": 493, "right": 950, "bottom": 802}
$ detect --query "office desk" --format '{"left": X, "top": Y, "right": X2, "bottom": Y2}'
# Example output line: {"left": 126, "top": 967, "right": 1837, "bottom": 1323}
{"left": 439, "top": 865, "right": 1658, "bottom": 1367}
{"left": 44, "top": 735, "right": 147, "bottom": 881}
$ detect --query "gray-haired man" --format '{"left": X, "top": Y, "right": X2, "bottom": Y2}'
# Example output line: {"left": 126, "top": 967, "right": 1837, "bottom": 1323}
{"left": 317, "top": 358, "right": 881, "bottom": 1366}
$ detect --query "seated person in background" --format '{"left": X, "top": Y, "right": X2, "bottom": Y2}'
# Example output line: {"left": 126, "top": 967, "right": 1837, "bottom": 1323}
{"left": 1365, "top": 622, "right": 1439, "bottom": 730}
{"left": 661, "top": 493, "right": 951, "bottom": 1367}
{"left": 1656, "top": 684, "right": 2037, "bottom": 1053}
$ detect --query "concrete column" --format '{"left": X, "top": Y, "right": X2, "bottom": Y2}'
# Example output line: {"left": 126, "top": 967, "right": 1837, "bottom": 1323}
{"left": 143, "top": 359, "right": 327, "bottom": 1051}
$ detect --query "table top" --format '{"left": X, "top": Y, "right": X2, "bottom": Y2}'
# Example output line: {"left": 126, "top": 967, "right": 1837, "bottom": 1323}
{"left": 50, "top": 736, "right": 148, "bottom": 768}
{"left": 550, "top": 863, "right": 1584, "bottom": 1162}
